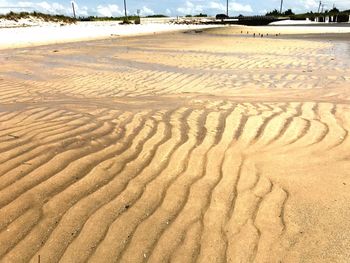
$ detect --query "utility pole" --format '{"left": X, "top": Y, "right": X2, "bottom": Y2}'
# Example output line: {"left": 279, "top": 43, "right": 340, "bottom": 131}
{"left": 71, "top": 1, "right": 76, "bottom": 19}
{"left": 123, "top": 0, "right": 128, "bottom": 22}
{"left": 318, "top": 1, "right": 322, "bottom": 13}
{"left": 279, "top": 0, "right": 284, "bottom": 14}
{"left": 226, "top": 0, "right": 229, "bottom": 17}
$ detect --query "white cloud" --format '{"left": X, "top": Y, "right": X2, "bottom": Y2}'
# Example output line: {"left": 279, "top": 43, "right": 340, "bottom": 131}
{"left": 177, "top": 1, "right": 203, "bottom": 15}
{"left": 165, "top": 8, "right": 171, "bottom": 15}
{"left": 0, "top": 1, "right": 72, "bottom": 15}
{"left": 141, "top": 6, "right": 154, "bottom": 16}
{"left": 96, "top": 4, "right": 122, "bottom": 17}
{"left": 0, "top": 0, "right": 348, "bottom": 17}
{"left": 177, "top": 1, "right": 252, "bottom": 15}
{"left": 282, "top": 0, "right": 349, "bottom": 12}
{"left": 0, "top": 0, "right": 123, "bottom": 17}
{"left": 76, "top": 6, "right": 88, "bottom": 17}
{"left": 302, "top": 0, "right": 319, "bottom": 9}
{"left": 38, "top": 1, "right": 67, "bottom": 14}
{"left": 208, "top": 2, "right": 224, "bottom": 10}
{"left": 229, "top": 2, "right": 253, "bottom": 13}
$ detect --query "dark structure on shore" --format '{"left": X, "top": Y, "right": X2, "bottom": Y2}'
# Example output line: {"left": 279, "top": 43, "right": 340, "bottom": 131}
{"left": 215, "top": 9, "right": 350, "bottom": 26}
{"left": 215, "top": 15, "right": 281, "bottom": 26}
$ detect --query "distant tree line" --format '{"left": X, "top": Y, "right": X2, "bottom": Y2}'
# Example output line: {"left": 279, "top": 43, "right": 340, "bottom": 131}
{"left": 145, "top": 14, "right": 168, "bottom": 18}
{"left": 266, "top": 9, "right": 294, "bottom": 16}
{"left": 79, "top": 14, "right": 170, "bottom": 22}
{"left": 185, "top": 13, "right": 208, "bottom": 18}
{"left": 265, "top": 6, "right": 350, "bottom": 18}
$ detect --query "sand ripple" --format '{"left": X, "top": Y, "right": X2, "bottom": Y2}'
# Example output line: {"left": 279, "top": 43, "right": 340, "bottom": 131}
{"left": 0, "top": 31, "right": 349, "bottom": 262}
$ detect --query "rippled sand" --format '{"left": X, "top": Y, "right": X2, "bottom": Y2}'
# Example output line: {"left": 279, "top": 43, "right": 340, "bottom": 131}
{"left": 0, "top": 29, "right": 349, "bottom": 263}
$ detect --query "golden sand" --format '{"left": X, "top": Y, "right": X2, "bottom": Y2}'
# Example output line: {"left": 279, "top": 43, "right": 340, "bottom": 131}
{"left": 0, "top": 29, "right": 349, "bottom": 262}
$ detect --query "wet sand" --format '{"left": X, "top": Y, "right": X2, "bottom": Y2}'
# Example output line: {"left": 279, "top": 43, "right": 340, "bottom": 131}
{"left": 0, "top": 28, "right": 349, "bottom": 262}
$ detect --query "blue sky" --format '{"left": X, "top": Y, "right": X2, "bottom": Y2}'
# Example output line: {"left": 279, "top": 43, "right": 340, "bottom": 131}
{"left": 0, "top": 0, "right": 349, "bottom": 17}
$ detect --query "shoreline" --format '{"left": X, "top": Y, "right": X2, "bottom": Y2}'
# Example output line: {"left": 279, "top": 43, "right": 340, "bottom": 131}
{"left": 2, "top": 21, "right": 350, "bottom": 51}
{"left": 0, "top": 22, "right": 223, "bottom": 50}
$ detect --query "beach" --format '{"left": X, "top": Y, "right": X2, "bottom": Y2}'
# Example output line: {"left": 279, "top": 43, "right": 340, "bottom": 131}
{"left": 0, "top": 22, "right": 221, "bottom": 49}
{"left": 0, "top": 25, "right": 350, "bottom": 262}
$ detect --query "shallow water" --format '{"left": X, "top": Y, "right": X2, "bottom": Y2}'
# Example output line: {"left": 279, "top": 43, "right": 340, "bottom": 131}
{"left": 334, "top": 40, "right": 350, "bottom": 60}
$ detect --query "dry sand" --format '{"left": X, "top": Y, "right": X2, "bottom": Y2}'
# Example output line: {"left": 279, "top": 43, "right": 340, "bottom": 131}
{"left": 0, "top": 27, "right": 349, "bottom": 263}
{"left": 0, "top": 22, "right": 221, "bottom": 50}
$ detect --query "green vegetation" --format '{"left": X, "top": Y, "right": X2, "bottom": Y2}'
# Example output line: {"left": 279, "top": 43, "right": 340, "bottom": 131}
{"left": 265, "top": 9, "right": 294, "bottom": 16}
{"left": 185, "top": 13, "right": 208, "bottom": 18}
{"left": 291, "top": 8, "right": 350, "bottom": 22}
{"left": 0, "top": 11, "right": 76, "bottom": 23}
{"left": 79, "top": 14, "right": 168, "bottom": 22}
{"left": 263, "top": 7, "right": 350, "bottom": 23}
{"left": 283, "top": 9, "right": 295, "bottom": 16}
{"left": 0, "top": 11, "right": 172, "bottom": 25}
{"left": 78, "top": 16, "right": 138, "bottom": 21}
{"left": 265, "top": 9, "right": 281, "bottom": 16}
{"left": 145, "top": 14, "right": 168, "bottom": 18}
{"left": 195, "top": 13, "right": 208, "bottom": 17}
{"left": 265, "top": 7, "right": 350, "bottom": 19}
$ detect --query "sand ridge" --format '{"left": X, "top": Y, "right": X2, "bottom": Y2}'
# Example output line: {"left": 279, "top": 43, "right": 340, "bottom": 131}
{"left": 0, "top": 29, "right": 349, "bottom": 262}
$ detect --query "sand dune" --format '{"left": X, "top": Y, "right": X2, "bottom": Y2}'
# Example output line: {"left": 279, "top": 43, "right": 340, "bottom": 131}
{"left": 0, "top": 29, "right": 349, "bottom": 262}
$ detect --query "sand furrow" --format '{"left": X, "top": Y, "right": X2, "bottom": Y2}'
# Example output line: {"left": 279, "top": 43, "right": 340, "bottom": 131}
{"left": 29, "top": 116, "right": 165, "bottom": 262}
{"left": 170, "top": 220, "right": 202, "bottom": 263}
{"left": 315, "top": 103, "right": 348, "bottom": 150}
{"left": 0, "top": 115, "right": 118, "bottom": 185}
{"left": 129, "top": 109, "right": 234, "bottom": 263}
{"left": 88, "top": 110, "right": 218, "bottom": 262}
{"left": 0, "top": 111, "right": 141, "bottom": 230}
{"left": 0, "top": 111, "right": 155, "bottom": 262}
{"left": 0, "top": 120, "right": 115, "bottom": 209}
{"left": 225, "top": 161, "right": 273, "bottom": 262}
{"left": 19, "top": 110, "right": 174, "bottom": 259}
{"left": 195, "top": 107, "right": 246, "bottom": 263}
{"left": 0, "top": 118, "right": 99, "bottom": 165}
{"left": 0, "top": 117, "right": 72, "bottom": 139}
{"left": 86, "top": 108, "right": 196, "bottom": 262}
{"left": 253, "top": 185, "right": 288, "bottom": 262}
{"left": 59, "top": 109, "right": 196, "bottom": 262}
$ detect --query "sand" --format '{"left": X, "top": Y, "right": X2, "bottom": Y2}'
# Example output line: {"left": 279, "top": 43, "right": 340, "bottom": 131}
{"left": 208, "top": 24, "right": 350, "bottom": 35}
{"left": 0, "top": 27, "right": 349, "bottom": 263}
{"left": 0, "top": 22, "right": 221, "bottom": 50}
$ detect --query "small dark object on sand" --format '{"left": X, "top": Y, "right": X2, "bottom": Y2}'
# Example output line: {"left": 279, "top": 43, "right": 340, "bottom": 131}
{"left": 53, "top": 50, "right": 59, "bottom": 53}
